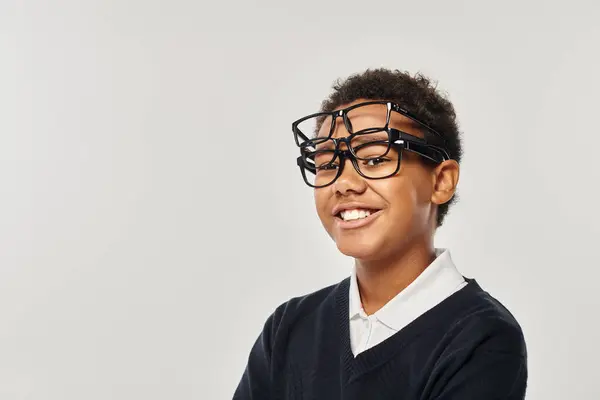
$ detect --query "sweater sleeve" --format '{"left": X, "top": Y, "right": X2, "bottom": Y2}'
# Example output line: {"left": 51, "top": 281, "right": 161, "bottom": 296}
{"left": 431, "top": 350, "right": 527, "bottom": 399}
{"left": 428, "top": 313, "right": 528, "bottom": 400}
{"left": 233, "top": 332, "right": 272, "bottom": 399}
{"left": 233, "top": 305, "right": 285, "bottom": 400}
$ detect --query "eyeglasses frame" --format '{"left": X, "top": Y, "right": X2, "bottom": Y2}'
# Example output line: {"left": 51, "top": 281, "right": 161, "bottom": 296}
{"left": 292, "top": 100, "right": 449, "bottom": 153}
{"left": 296, "top": 128, "right": 449, "bottom": 188}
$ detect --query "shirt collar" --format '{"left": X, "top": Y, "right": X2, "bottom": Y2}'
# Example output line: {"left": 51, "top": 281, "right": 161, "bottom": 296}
{"left": 348, "top": 249, "right": 465, "bottom": 331}
{"left": 349, "top": 265, "right": 363, "bottom": 320}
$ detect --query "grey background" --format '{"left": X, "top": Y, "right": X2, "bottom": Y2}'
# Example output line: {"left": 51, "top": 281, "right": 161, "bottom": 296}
{"left": 1, "top": 1, "right": 599, "bottom": 399}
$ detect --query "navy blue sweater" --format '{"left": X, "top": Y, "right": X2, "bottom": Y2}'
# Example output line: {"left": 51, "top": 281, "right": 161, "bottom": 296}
{"left": 234, "top": 278, "right": 527, "bottom": 399}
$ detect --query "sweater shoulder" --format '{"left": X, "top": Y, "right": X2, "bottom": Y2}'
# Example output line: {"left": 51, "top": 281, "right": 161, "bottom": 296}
{"left": 270, "top": 278, "right": 346, "bottom": 329}
{"left": 444, "top": 281, "right": 527, "bottom": 357}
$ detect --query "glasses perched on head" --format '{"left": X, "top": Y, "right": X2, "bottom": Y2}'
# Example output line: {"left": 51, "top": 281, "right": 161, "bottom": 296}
{"left": 291, "top": 101, "right": 451, "bottom": 188}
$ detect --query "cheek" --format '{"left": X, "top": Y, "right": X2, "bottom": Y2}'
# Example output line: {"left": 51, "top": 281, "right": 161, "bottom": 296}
{"left": 313, "top": 190, "right": 332, "bottom": 226}
{"left": 395, "top": 174, "right": 435, "bottom": 231}
{"left": 374, "top": 176, "right": 427, "bottom": 220}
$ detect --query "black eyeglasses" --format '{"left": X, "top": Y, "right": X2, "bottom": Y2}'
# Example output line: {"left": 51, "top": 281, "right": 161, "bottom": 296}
{"left": 292, "top": 100, "right": 451, "bottom": 188}
{"left": 297, "top": 129, "right": 448, "bottom": 188}
{"left": 292, "top": 100, "right": 448, "bottom": 150}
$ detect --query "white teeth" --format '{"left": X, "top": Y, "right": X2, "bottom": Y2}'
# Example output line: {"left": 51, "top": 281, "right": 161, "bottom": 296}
{"left": 340, "top": 209, "right": 372, "bottom": 221}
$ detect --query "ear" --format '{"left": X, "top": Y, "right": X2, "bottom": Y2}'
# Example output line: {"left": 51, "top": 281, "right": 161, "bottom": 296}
{"left": 431, "top": 160, "right": 460, "bottom": 205}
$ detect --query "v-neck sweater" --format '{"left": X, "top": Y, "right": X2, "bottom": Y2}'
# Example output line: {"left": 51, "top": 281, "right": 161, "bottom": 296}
{"left": 234, "top": 277, "right": 527, "bottom": 399}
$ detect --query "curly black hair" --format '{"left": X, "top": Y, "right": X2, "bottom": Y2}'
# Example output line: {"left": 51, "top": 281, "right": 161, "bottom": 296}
{"left": 319, "top": 68, "right": 463, "bottom": 228}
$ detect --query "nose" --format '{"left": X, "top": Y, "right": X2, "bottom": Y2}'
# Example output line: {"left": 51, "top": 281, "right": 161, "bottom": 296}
{"left": 331, "top": 156, "right": 367, "bottom": 196}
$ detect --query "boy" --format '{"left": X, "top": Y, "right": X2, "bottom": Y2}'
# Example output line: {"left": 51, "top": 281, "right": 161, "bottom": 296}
{"left": 234, "top": 69, "right": 527, "bottom": 399}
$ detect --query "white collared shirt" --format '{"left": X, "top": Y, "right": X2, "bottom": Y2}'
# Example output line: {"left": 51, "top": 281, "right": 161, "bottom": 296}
{"left": 349, "top": 249, "right": 467, "bottom": 357}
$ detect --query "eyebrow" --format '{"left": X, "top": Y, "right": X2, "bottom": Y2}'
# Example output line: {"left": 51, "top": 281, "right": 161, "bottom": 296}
{"left": 351, "top": 132, "right": 389, "bottom": 145}
{"left": 315, "top": 141, "right": 336, "bottom": 151}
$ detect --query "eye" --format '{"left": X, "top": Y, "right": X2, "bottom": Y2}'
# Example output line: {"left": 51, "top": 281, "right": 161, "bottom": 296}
{"left": 363, "top": 157, "right": 389, "bottom": 167}
{"left": 316, "top": 162, "right": 339, "bottom": 171}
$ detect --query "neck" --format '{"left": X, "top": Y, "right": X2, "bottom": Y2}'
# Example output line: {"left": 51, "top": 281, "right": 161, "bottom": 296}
{"left": 355, "top": 237, "right": 436, "bottom": 315}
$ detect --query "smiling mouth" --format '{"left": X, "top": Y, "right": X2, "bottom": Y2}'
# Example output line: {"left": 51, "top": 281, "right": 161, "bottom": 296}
{"left": 336, "top": 208, "right": 380, "bottom": 222}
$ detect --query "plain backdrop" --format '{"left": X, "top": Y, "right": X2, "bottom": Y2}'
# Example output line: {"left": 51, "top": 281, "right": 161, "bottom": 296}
{"left": 1, "top": 1, "right": 599, "bottom": 399}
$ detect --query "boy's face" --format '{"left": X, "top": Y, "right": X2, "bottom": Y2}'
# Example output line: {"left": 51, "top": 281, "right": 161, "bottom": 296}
{"left": 314, "top": 99, "right": 455, "bottom": 262}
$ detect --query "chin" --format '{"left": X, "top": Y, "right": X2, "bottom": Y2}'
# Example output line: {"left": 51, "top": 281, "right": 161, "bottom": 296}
{"left": 334, "top": 237, "right": 384, "bottom": 261}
